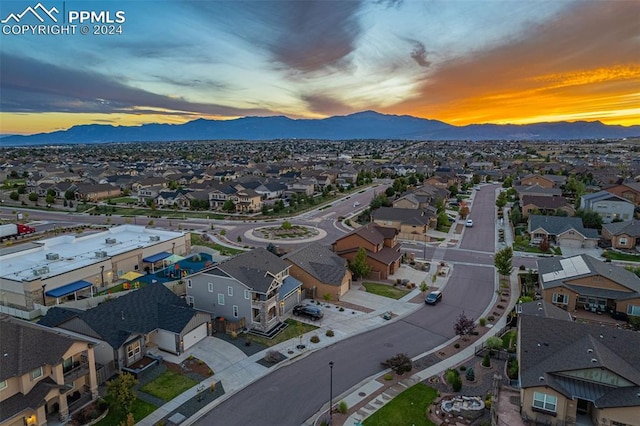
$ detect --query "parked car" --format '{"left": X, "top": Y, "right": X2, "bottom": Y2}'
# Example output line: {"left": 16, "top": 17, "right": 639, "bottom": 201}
{"left": 424, "top": 291, "right": 443, "bottom": 305}
{"left": 293, "top": 304, "right": 324, "bottom": 320}
{"left": 353, "top": 201, "right": 360, "bottom": 207}
{"left": 466, "top": 219, "right": 473, "bottom": 227}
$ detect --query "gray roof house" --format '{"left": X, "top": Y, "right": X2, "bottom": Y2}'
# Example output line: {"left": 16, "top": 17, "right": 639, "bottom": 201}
{"left": 187, "top": 248, "right": 302, "bottom": 333}
{"left": 536, "top": 254, "right": 640, "bottom": 317}
{"left": 580, "top": 190, "right": 635, "bottom": 223}
{"left": 518, "top": 312, "right": 640, "bottom": 425}
{"left": 601, "top": 220, "right": 640, "bottom": 249}
{"left": 528, "top": 215, "right": 599, "bottom": 248}
{"left": 39, "top": 284, "right": 211, "bottom": 371}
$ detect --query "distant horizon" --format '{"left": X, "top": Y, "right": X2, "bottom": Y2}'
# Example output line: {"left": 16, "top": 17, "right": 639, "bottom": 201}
{"left": 1, "top": 1, "right": 638, "bottom": 135}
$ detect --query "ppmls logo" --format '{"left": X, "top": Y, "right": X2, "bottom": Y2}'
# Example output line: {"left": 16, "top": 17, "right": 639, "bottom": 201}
{"left": 1, "top": 2, "right": 58, "bottom": 23}
{"left": 2, "top": 2, "right": 126, "bottom": 36}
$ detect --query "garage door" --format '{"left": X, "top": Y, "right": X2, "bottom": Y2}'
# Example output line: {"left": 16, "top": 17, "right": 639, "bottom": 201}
{"left": 183, "top": 323, "right": 207, "bottom": 350}
{"left": 559, "top": 238, "right": 583, "bottom": 248}
{"left": 153, "top": 330, "right": 176, "bottom": 353}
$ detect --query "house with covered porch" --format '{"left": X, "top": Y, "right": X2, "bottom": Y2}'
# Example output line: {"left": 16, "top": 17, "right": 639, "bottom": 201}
{"left": 186, "top": 248, "right": 302, "bottom": 334}
{"left": 536, "top": 254, "right": 640, "bottom": 318}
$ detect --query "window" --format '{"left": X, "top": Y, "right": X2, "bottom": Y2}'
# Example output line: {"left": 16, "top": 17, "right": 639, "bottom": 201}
{"left": 208, "top": 282, "right": 214, "bottom": 293}
{"left": 0, "top": 380, "right": 7, "bottom": 390}
{"left": 187, "top": 279, "right": 192, "bottom": 288}
{"left": 31, "top": 367, "right": 43, "bottom": 380}
{"left": 533, "top": 392, "right": 557, "bottom": 413}
{"left": 218, "top": 293, "right": 225, "bottom": 305}
{"left": 552, "top": 293, "right": 568, "bottom": 305}
{"left": 244, "top": 290, "right": 250, "bottom": 300}
{"left": 63, "top": 356, "right": 73, "bottom": 373}
{"left": 228, "top": 286, "right": 233, "bottom": 297}
{"left": 627, "top": 305, "right": 640, "bottom": 316}
{"left": 233, "top": 305, "right": 239, "bottom": 318}
{"left": 619, "top": 237, "right": 628, "bottom": 245}
{"left": 185, "top": 295, "right": 194, "bottom": 307}
{"left": 134, "top": 264, "right": 139, "bottom": 271}
{"left": 126, "top": 341, "right": 141, "bottom": 361}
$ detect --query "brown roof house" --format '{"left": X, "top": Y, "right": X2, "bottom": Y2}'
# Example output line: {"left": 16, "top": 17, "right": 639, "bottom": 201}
{"left": 521, "top": 195, "right": 575, "bottom": 218}
{"left": 372, "top": 206, "right": 435, "bottom": 242}
{"left": 604, "top": 181, "right": 640, "bottom": 206}
{"left": 332, "top": 223, "right": 402, "bottom": 280}
{"left": 536, "top": 254, "right": 640, "bottom": 318}
{"left": 518, "top": 307, "right": 640, "bottom": 426}
{"left": 519, "top": 173, "right": 566, "bottom": 188}
{"left": 0, "top": 315, "right": 99, "bottom": 425}
{"left": 284, "top": 243, "right": 352, "bottom": 301}
{"left": 601, "top": 220, "right": 640, "bottom": 250}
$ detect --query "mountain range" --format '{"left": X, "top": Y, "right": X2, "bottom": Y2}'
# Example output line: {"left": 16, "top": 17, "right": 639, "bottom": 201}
{"left": 3, "top": 111, "right": 639, "bottom": 146}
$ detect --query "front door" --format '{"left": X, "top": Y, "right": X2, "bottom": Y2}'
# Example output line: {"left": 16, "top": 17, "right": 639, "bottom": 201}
{"left": 577, "top": 398, "right": 590, "bottom": 415}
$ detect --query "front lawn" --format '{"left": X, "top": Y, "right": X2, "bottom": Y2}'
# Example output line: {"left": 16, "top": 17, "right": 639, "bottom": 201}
{"left": 363, "top": 383, "right": 437, "bottom": 426}
{"left": 603, "top": 250, "right": 640, "bottom": 262}
{"left": 139, "top": 370, "right": 198, "bottom": 401}
{"left": 247, "top": 318, "right": 318, "bottom": 347}
{"left": 362, "top": 282, "right": 410, "bottom": 300}
{"left": 95, "top": 398, "right": 157, "bottom": 425}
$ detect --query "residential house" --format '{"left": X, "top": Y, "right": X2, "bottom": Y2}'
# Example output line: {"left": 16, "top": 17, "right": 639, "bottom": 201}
{"left": 283, "top": 243, "right": 352, "bottom": 301}
{"left": 287, "top": 178, "right": 315, "bottom": 196}
{"left": 580, "top": 190, "right": 635, "bottom": 223}
{"left": 393, "top": 185, "right": 448, "bottom": 210}
{"left": 515, "top": 185, "right": 563, "bottom": 203}
{"left": 73, "top": 183, "right": 120, "bottom": 202}
{"left": 601, "top": 220, "right": 640, "bottom": 250}
{"left": 604, "top": 181, "right": 640, "bottom": 206}
{"left": 518, "top": 310, "right": 640, "bottom": 426}
{"left": 39, "top": 284, "right": 211, "bottom": 372}
{"left": 137, "top": 184, "right": 167, "bottom": 204}
{"left": 536, "top": 254, "right": 640, "bottom": 317}
{"left": 519, "top": 174, "right": 566, "bottom": 188}
{"left": 372, "top": 207, "right": 435, "bottom": 241}
{"left": 521, "top": 195, "right": 575, "bottom": 218}
{"left": 528, "top": 215, "right": 599, "bottom": 248}
{"left": 0, "top": 315, "right": 99, "bottom": 426}
{"left": 186, "top": 248, "right": 302, "bottom": 333}
{"left": 155, "top": 190, "right": 192, "bottom": 208}
{"left": 332, "top": 223, "right": 402, "bottom": 280}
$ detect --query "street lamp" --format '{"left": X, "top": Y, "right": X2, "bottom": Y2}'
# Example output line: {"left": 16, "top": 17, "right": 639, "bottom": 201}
{"left": 41, "top": 283, "right": 46, "bottom": 306}
{"left": 329, "top": 361, "right": 334, "bottom": 425}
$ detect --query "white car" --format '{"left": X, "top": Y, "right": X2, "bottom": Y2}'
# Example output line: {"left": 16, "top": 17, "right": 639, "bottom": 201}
{"left": 466, "top": 219, "right": 473, "bottom": 227}
{"left": 353, "top": 201, "right": 360, "bottom": 207}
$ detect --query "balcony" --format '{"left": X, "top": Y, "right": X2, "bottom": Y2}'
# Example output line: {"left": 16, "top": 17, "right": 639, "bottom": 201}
{"left": 64, "top": 360, "right": 90, "bottom": 385}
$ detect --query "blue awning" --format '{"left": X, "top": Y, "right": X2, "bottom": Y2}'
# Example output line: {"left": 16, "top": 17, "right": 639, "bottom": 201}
{"left": 143, "top": 252, "right": 172, "bottom": 263}
{"left": 46, "top": 280, "right": 92, "bottom": 298}
{"left": 280, "top": 276, "right": 303, "bottom": 298}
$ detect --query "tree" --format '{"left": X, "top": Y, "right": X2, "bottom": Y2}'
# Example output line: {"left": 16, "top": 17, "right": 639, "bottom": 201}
{"left": 494, "top": 246, "right": 513, "bottom": 277}
{"left": 349, "top": 247, "right": 370, "bottom": 279}
{"left": 384, "top": 186, "right": 395, "bottom": 197}
{"left": 105, "top": 372, "right": 138, "bottom": 414}
{"left": 472, "top": 174, "right": 481, "bottom": 185}
{"left": 539, "top": 236, "right": 550, "bottom": 252}
{"left": 486, "top": 336, "right": 503, "bottom": 353}
{"left": 502, "top": 176, "right": 513, "bottom": 188}
{"left": 448, "top": 184, "right": 458, "bottom": 197}
{"left": 496, "top": 191, "right": 507, "bottom": 209}
{"left": 266, "top": 243, "right": 277, "bottom": 254}
{"left": 459, "top": 205, "right": 470, "bottom": 219}
{"left": 509, "top": 205, "right": 522, "bottom": 225}
{"left": 381, "top": 353, "right": 412, "bottom": 374}
{"left": 437, "top": 211, "right": 450, "bottom": 229}
{"left": 9, "top": 191, "right": 18, "bottom": 201}
{"left": 28, "top": 193, "right": 38, "bottom": 203}
{"left": 45, "top": 194, "right": 55, "bottom": 205}
{"left": 575, "top": 209, "right": 603, "bottom": 230}
{"left": 222, "top": 199, "right": 236, "bottom": 212}
{"left": 281, "top": 220, "right": 292, "bottom": 230}
{"left": 65, "top": 189, "right": 75, "bottom": 200}
{"left": 454, "top": 311, "right": 476, "bottom": 340}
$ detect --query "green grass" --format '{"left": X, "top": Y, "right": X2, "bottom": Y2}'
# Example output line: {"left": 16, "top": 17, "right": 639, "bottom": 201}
{"left": 108, "top": 197, "right": 138, "bottom": 204}
{"left": 362, "top": 282, "right": 410, "bottom": 300}
{"left": 95, "top": 398, "right": 157, "bottom": 425}
{"left": 363, "top": 383, "right": 437, "bottom": 426}
{"left": 603, "top": 250, "right": 640, "bottom": 262}
{"left": 190, "top": 233, "right": 245, "bottom": 256}
{"left": 501, "top": 330, "right": 517, "bottom": 351}
{"left": 139, "top": 370, "right": 198, "bottom": 401}
{"left": 247, "top": 318, "right": 318, "bottom": 347}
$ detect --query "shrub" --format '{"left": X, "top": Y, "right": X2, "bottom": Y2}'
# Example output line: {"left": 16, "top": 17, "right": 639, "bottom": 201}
{"left": 339, "top": 307, "right": 345, "bottom": 312}
{"left": 479, "top": 317, "right": 487, "bottom": 326}
{"left": 326, "top": 329, "right": 335, "bottom": 337}
{"left": 452, "top": 375, "right": 463, "bottom": 392}
{"left": 445, "top": 368, "right": 459, "bottom": 385}
{"left": 459, "top": 365, "right": 466, "bottom": 371}
{"left": 454, "top": 343, "right": 460, "bottom": 349}
{"left": 519, "top": 264, "right": 526, "bottom": 270}
{"left": 384, "top": 373, "right": 393, "bottom": 381}
{"left": 466, "top": 367, "right": 475, "bottom": 381}
{"left": 310, "top": 335, "right": 320, "bottom": 343}
{"left": 487, "top": 315, "right": 495, "bottom": 322}
{"left": 264, "top": 350, "right": 280, "bottom": 363}
{"left": 230, "top": 331, "right": 238, "bottom": 340}
{"left": 338, "top": 401, "right": 348, "bottom": 414}
{"left": 381, "top": 353, "right": 413, "bottom": 374}
{"left": 482, "top": 353, "right": 491, "bottom": 368}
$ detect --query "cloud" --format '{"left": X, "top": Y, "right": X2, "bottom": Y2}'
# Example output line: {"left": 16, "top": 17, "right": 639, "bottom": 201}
{"left": 390, "top": 1, "right": 640, "bottom": 123}
{"left": 409, "top": 40, "right": 430, "bottom": 68}
{"left": 0, "top": 53, "right": 275, "bottom": 117}
{"left": 300, "top": 93, "right": 354, "bottom": 116}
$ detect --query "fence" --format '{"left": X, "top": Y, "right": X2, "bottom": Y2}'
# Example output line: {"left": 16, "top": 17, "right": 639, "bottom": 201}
{"left": 0, "top": 304, "right": 40, "bottom": 320}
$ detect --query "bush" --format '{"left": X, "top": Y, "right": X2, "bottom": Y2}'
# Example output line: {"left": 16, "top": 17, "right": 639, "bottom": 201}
{"left": 479, "top": 317, "right": 487, "bottom": 326}
{"left": 454, "top": 343, "right": 460, "bottom": 349}
{"left": 339, "top": 307, "right": 344, "bottom": 312}
{"left": 326, "top": 329, "right": 335, "bottom": 337}
{"left": 519, "top": 264, "right": 526, "bottom": 270}
{"left": 482, "top": 353, "right": 491, "bottom": 368}
{"left": 384, "top": 373, "right": 393, "bottom": 381}
{"left": 338, "top": 401, "right": 348, "bottom": 414}
{"left": 466, "top": 367, "right": 475, "bottom": 381}
{"left": 459, "top": 365, "right": 466, "bottom": 371}
{"left": 487, "top": 315, "right": 495, "bottom": 322}
{"left": 452, "top": 375, "right": 462, "bottom": 392}
{"left": 381, "top": 353, "right": 413, "bottom": 374}
{"left": 264, "top": 350, "right": 280, "bottom": 363}
{"left": 310, "top": 335, "right": 320, "bottom": 343}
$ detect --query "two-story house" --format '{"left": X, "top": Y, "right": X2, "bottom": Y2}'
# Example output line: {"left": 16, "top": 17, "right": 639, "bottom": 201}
{"left": 1, "top": 315, "right": 99, "bottom": 426}
{"left": 186, "top": 248, "right": 302, "bottom": 333}
{"left": 332, "top": 223, "right": 402, "bottom": 280}
{"left": 604, "top": 181, "right": 640, "bottom": 206}
{"left": 580, "top": 190, "right": 635, "bottom": 223}
{"left": 372, "top": 207, "right": 436, "bottom": 241}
